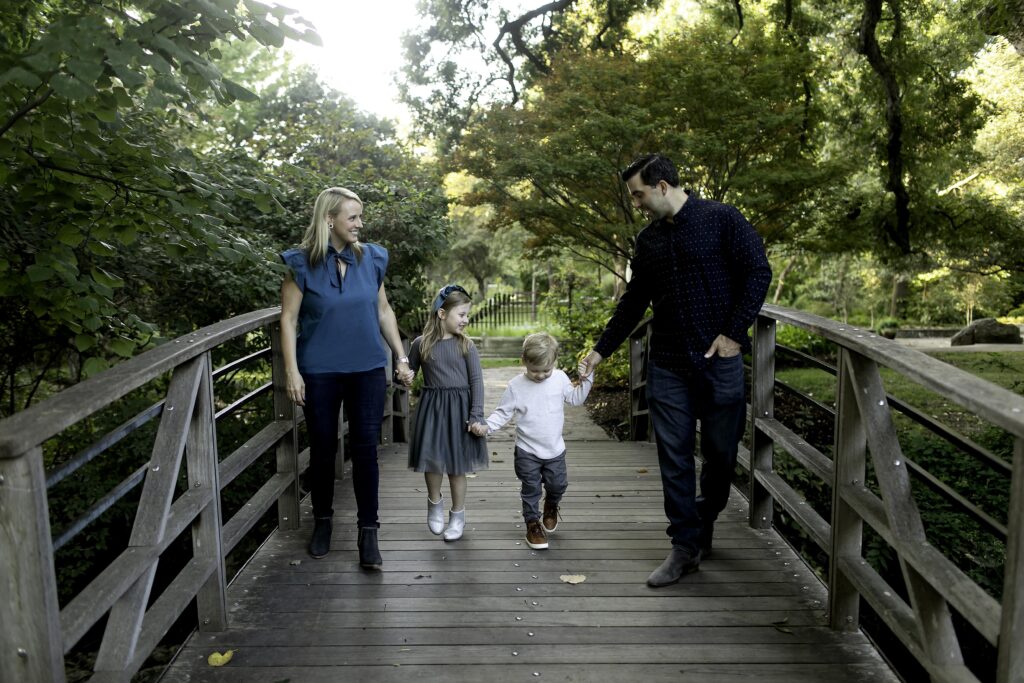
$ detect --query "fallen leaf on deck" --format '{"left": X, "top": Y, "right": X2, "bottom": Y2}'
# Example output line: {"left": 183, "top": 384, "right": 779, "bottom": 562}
{"left": 414, "top": 574, "right": 432, "bottom": 579}
{"left": 636, "top": 468, "right": 648, "bottom": 474}
{"left": 560, "top": 574, "right": 587, "bottom": 584}
{"left": 770, "top": 617, "right": 793, "bottom": 634}
{"left": 289, "top": 559, "right": 301, "bottom": 566}
{"left": 207, "top": 650, "right": 234, "bottom": 666}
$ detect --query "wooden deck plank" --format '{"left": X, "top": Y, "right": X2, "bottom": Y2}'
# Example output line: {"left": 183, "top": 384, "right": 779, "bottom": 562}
{"left": 163, "top": 386, "right": 898, "bottom": 682}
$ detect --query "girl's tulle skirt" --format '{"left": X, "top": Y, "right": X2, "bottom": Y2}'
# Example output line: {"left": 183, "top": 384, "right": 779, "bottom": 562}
{"left": 408, "top": 386, "right": 489, "bottom": 474}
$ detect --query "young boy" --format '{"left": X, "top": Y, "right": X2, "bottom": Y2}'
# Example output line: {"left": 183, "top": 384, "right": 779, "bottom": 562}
{"left": 471, "top": 333, "right": 593, "bottom": 549}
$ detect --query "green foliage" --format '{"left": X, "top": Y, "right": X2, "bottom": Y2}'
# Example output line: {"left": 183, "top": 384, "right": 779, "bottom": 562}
{"left": 539, "top": 283, "right": 630, "bottom": 388}
{"left": 775, "top": 323, "right": 836, "bottom": 364}
{"left": 0, "top": 1, "right": 318, "bottom": 413}
{"left": 454, "top": 14, "right": 834, "bottom": 276}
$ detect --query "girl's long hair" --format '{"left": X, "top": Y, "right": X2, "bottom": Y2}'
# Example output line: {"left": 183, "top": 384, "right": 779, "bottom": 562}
{"left": 300, "top": 187, "right": 364, "bottom": 266}
{"left": 419, "top": 290, "right": 473, "bottom": 361}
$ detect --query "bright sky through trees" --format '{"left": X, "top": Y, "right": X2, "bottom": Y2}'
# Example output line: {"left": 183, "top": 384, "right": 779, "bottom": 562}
{"left": 279, "top": 0, "right": 423, "bottom": 121}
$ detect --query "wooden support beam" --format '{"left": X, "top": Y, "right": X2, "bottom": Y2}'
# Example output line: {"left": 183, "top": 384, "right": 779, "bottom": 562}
{"left": 830, "top": 348, "right": 866, "bottom": 631}
{"left": 845, "top": 351, "right": 963, "bottom": 668}
{"left": 998, "top": 436, "right": 1024, "bottom": 682}
{"left": 186, "top": 353, "right": 227, "bottom": 632}
{"left": 749, "top": 315, "right": 776, "bottom": 530}
{"left": 271, "top": 323, "right": 300, "bottom": 531}
{"left": 94, "top": 356, "right": 204, "bottom": 673}
{"left": 0, "top": 447, "right": 64, "bottom": 682}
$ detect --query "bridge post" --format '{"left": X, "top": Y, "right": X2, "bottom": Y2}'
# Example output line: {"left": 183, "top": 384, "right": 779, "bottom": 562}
{"left": 829, "top": 348, "right": 866, "bottom": 631}
{"left": 270, "top": 323, "right": 300, "bottom": 530}
{"left": 997, "top": 436, "right": 1024, "bottom": 683}
{"left": 748, "top": 314, "right": 775, "bottom": 530}
{"left": 188, "top": 353, "right": 228, "bottom": 632}
{"left": 0, "top": 448, "right": 65, "bottom": 682}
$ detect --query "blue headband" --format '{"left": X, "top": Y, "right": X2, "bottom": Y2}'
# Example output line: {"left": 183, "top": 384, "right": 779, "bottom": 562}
{"left": 432, "top": 284, "right": 470, "bottom": 312}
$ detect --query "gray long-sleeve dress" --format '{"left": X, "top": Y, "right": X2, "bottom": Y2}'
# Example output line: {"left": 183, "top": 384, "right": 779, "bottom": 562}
{"left": 407, "top": 336, "right": 489, "bottom": 474}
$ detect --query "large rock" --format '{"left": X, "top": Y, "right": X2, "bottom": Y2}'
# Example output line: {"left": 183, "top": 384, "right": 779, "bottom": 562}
{"left": 950, "top": 318, "right": 1023, "bottom": 346}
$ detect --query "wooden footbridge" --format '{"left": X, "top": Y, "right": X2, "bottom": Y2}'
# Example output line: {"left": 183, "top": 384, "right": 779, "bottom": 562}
{"left": 1, "top": 306, "right": 1022, "bottom": 682}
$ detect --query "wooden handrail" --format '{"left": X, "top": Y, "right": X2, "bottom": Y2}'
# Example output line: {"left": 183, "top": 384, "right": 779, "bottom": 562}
{"left": 0, "top": 308, "right": 410, "bottom": 682}
{"left": 626, "top": 305, "right": 1024, "bottom": 683}
{"left": 0, "top": 307, "right": 281, "bottom": 460}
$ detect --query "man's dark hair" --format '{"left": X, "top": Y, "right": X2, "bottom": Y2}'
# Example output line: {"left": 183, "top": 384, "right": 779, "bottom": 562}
{"left": 621, "top": 154, "right": 680, "bottom": 187}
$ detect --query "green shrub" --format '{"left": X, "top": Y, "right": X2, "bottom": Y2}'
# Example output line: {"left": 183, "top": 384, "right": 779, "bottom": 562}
{"left": 539, "top": 290, "right": 630, "bottom": 388}
{"left": 775, "top": 323, "right": 836, "bottom": 364}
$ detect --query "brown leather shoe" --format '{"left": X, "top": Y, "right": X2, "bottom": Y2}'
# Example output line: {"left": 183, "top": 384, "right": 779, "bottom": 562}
{"left": 542, "top": 498, "right": 560, "bottom": 533}
{"left": 526, "top": 520, "right": 548, "bottom": 549}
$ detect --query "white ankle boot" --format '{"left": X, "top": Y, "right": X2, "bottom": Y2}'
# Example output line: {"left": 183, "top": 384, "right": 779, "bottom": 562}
{"left": 443, "top": 509, "right": 465, "bottom": 541}
{"left": 427, "top": 496, "right": 444, "bottom": 535}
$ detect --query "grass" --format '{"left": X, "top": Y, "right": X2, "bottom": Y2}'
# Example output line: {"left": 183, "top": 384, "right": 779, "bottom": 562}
{"left": 466, "top": 323, "right": 563, "bottom": 337}
{"left": 776, "top": 351, "right": 1024, "bottom": 430}
{"left": 480, "top": 358, "right": 522, "bottom": 369}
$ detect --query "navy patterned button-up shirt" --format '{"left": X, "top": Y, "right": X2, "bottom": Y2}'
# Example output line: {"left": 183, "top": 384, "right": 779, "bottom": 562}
{"left": 594, "top": 196, "right": 772, "bottom": 372}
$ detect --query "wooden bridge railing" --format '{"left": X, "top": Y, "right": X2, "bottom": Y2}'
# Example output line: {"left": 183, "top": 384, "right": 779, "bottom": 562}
{"left": 0, "top": 307, "right": 409, "bottom": 682}
{"left": 628, "top": 305, "right": 1023, "bottom": 683}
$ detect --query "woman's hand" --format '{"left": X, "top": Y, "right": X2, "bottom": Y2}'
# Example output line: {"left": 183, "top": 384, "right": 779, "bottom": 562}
{"left": 286, "top": 370, "right": 305, "bottom": 406}
{"left": 395, "top": 361, "right": 414, "bottom": 386}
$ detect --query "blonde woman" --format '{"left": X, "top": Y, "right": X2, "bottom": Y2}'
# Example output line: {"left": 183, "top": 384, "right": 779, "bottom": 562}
{"left": 280, "top": 187, "right": 413, "bottom": 568}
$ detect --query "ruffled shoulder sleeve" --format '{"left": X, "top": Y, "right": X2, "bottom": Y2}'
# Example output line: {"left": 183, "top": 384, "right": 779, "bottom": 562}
{"left": 366, "top": 243, "right": 389, "bottom": 288}
{"left": 280, "top": 248, "right": 309, "bottom": 292}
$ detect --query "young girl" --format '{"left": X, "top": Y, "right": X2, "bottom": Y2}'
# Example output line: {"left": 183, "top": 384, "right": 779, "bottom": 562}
{"left": 406, "top": 284, "right": 489, "bottom": 541}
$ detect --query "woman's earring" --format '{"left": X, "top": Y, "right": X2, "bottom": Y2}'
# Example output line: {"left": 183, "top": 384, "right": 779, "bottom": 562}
{"left": 328, "top": 223, "right": 334, "bottom": 229}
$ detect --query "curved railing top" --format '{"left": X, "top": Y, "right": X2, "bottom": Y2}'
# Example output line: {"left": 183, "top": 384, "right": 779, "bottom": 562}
{"left": 0, "top": 306, "right": 282, "bottom": 460}
{"left": 761, "top": 304, "right": 1024, "bottom": 439}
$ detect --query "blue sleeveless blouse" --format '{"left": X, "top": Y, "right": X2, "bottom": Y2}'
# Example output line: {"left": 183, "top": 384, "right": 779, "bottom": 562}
{"left": 280, "top": 243, "right": 389, "bottom": 374}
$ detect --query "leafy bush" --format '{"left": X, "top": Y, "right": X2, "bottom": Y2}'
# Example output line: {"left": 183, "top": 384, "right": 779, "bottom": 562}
{"left": 775, "top": 323, "right": 836, "bottom": 365}
{"left": 539, "top": 289, "right": 630, "bottom": 388}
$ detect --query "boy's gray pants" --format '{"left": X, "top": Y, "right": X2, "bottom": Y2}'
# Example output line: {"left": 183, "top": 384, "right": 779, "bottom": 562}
{"left": 514, "top": 446, "right": 568, "bottom": 522}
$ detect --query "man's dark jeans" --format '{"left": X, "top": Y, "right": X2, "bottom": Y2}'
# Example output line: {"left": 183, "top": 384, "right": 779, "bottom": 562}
{"left": 303, "top": 368, "right": 386, "bottom": 527}
{"left": 646, "top": 356, "right": 746, "bottom": 554}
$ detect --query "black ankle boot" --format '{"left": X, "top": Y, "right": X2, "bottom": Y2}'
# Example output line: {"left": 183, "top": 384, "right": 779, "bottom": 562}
{"left": 358, "top": 527, "right": 382, "bottom": 569}
{"left": 308, "top": 517, "right": 332, "bottom": 559}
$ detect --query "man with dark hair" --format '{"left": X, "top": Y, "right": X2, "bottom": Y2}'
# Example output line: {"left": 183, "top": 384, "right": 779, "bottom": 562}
{"left": 578, "top": 153, "right": 772, "bottom": 587}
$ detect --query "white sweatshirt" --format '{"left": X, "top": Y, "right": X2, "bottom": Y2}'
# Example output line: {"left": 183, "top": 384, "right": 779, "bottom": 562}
{"left": 484, "top": 369, "right": 593, "bottom": 459}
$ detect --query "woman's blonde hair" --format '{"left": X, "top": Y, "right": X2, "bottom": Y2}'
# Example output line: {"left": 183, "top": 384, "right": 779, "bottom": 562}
{"left": 419, "top": 288, "right": 473, "bottom": 361}
{"left": 522, "top": 332, "right": 558, "bottom": 368}
{"left": 300, "top": 187, "right": 363, "bottom": 266}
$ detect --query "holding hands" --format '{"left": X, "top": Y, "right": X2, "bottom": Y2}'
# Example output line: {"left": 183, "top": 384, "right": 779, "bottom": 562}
{"left": 578, "top": 350, "right": 602, "bottom": 379}
{"left": 468, "top": 422, "right": 488, "bottom": 437}
{"left": 395, "top": 359, "right": 414, "bottom": 386}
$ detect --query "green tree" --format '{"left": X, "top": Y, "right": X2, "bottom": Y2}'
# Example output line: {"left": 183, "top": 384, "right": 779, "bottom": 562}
{"left": 453, "top": 14, "right": 835, "bottom": 283}
{"left": 0, "top": 0, "right": 321, "bottom": 413}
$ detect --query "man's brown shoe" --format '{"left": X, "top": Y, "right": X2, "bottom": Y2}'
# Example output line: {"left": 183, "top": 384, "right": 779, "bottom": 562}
{"left": 542, "top": 498, "right": 560, "bottom": 533}
{"left": 526, "top": 520, "right": 548, "bottom": 549}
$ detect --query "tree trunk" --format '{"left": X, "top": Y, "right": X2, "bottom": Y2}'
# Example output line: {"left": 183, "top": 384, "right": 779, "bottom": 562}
{"left": 889, "top": 275, "right": 909, "bottom": 318}
{"left": 772, "top": 255, "right": 798, "bottom": 304}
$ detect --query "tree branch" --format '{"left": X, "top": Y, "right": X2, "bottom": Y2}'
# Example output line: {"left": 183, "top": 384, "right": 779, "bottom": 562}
{"left": 492, "top": 0, "right": 577, "bottom": 103}
{"left": 0, "top": 88, "right": 54, "bottom": 141}
{"left": 731, "top": 0, "right": 744, "bottom": 43}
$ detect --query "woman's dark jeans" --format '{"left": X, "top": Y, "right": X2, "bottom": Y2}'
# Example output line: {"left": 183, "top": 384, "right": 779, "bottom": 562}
{"left": 302, "top": 368, "right": 386, "bottom": 528}
{"left": 645, "top": 356, "right": 746, "bottom": 554}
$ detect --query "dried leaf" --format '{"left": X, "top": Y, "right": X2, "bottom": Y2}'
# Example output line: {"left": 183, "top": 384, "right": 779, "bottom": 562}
{"left": 207, "top": 650, "right": 234, "bottom": 667}
{"left": 560, "top": 574, "right": 587, "bottom": 584}
{"left": 636, "top": 468, "right": 648, "bottom": 474}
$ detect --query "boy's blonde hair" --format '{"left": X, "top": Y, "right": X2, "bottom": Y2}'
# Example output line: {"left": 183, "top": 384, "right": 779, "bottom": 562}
{"left": 522, "top": 333, "right": 558, "bottom": 368}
